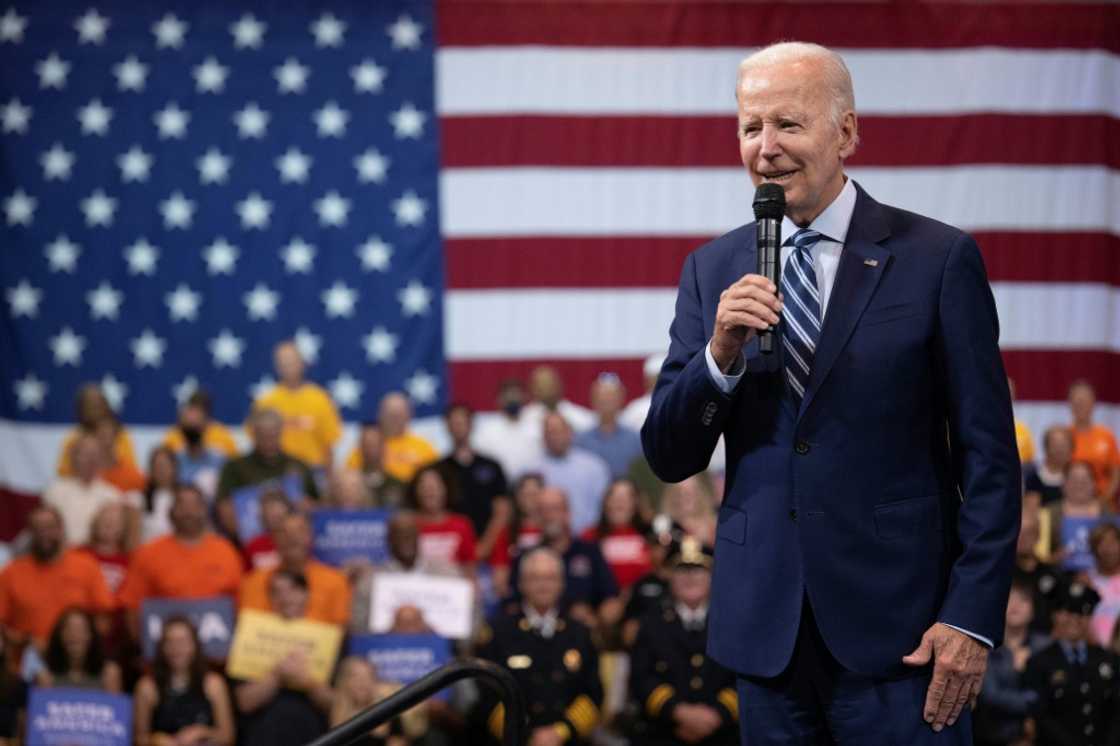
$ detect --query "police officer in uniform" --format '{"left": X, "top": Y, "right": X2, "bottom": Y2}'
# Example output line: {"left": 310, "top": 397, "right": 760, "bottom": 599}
{"left": 476, "top": 545, "right": 602, "bottom": 746}
{"left": 1022, "top": 580, "right": 1120, "bottom": 746}
{"left": 629, "top": 536, "right": 739, "bottom": 746}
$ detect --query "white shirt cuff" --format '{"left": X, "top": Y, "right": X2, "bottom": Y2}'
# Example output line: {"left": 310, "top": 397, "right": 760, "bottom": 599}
{"left": 942, "top": 623, "right": 994, "bottom": 649}
{"left": 704, "top": 341, "right": 746, "bottom": 395}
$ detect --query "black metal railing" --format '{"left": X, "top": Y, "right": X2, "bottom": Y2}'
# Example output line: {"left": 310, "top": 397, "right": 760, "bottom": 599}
{"left": 306, "top": 658, "right": 526, "bottom": 746}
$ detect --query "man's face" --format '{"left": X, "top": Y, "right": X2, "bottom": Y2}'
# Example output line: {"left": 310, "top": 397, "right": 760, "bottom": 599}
{"left": 389, "top": 517, "right": 419, "bottom": 564}
{"left": 543, "top": 415, "right": 572, "bottom": 457}
{"left": 447, "top": 408, "right": 472, "bottom": 444}
{"left": 530, "top": 367, "right": 561, "bottom": 406}
{"left": 179, "top": 404, "right": 207, "bottom": 431}
{"left": 253, "top": 420, "right": 283, "bottom": 458}
{"left": 274, "top": 344, "right": 305, "bottom": 385}
{"left": 536, "top": 488, "right": 571, "bottom": 539}
{"left": 29, "top": 510, "right": 63, "bottom": 560}
{"left": 590, "top": 380, "right": 624, "bottom": 420}
{"left": 379, "top": 395, "right": 410, "bottom": 437}
{"left": 71, "top": 436, "right": 102, "bottom": 481}
{"left": 277, "top": 515, "right": 312, "bottom": 567}
{"left": 670, "top": 566, "right": 712, "bottom": 608}
{"left": 520, "top": 554, "right": 564, "bottom": 611}
{"left": 1052, "top": 609, "right": 1090, "bottom": 642}
{"left": 1069, "top": 385, "right": 1095, "bottom": 423}
{"left": 170, "top": 488, "right": 208, "bottom": 537}
{"left": 737, "top": 58, "right": 856, "bottom": 226}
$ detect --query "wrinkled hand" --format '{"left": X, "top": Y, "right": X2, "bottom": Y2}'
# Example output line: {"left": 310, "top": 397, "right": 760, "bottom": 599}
{"left": 711, "top": 274, "right": 783, "bottom": 371}
{"left": 903, "top": 623, "right": 988, "bottom": 732}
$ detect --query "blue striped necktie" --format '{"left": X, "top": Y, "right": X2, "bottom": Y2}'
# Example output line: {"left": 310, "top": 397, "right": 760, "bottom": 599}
{"left": 781, "top": 229, "right": 824, "bottom": 406}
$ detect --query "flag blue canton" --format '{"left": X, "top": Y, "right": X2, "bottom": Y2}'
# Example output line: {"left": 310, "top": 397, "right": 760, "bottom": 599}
{"left": 0, "top": 0, "right": 445, "bottom": 424}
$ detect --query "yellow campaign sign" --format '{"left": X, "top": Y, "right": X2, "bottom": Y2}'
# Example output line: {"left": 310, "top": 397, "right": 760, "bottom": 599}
{"left": 226, "top": 609, "right": 343, "bottom": 686}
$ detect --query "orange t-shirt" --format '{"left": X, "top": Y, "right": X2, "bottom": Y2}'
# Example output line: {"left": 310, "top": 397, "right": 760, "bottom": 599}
{"left": 100, "top": 462, "right": 146, "bottom": 493}
{"left": 1072, "top": 424, "right": 1120, "bottom": 501}
{"left": 238, "top": 560, "right": 352, "bottom": 627}
{"left": 0, "top": 549, "right": 115, "bottom": 644}
{"left": 117, "top": 534, "right": 244, "bottom": 609}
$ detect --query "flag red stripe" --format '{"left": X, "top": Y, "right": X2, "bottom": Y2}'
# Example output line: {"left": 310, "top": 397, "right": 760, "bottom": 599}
{"left": 0, "top": 485, "right": 40, "bottom": 542}
{"left": 1003, "top": 349, "right": 1120, "bottom": 403}
{"left": 437, "top": 2, "right": 1120, "bottom": 51}
{"left": 445, "top": 233, "right": 1120, "bottom": 289}
{"left": 441, "top": 114, "right": 1120, "bottom": 169}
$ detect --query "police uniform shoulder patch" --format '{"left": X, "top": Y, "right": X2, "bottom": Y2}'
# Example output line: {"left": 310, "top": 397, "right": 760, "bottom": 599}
{"left": 564, "top": 648, "right": 581, "bottom": 672}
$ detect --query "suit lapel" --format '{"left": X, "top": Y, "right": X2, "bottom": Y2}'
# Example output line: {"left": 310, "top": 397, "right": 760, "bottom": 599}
{"left": 797, "top": 185, "right": 892, "bottom": 421}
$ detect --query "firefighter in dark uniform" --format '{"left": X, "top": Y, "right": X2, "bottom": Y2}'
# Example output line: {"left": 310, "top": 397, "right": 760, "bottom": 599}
{"left": 1022, "top": 580, "right": 1120, "bottom": 746}
{"left": 629, "top": 536, "right": 739, "bottom": 745}
{"left": 475, "top": 545, "right": 602, "bottom": 746}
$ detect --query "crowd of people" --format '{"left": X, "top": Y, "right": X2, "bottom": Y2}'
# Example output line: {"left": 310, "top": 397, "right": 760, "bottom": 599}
{"left": 0, "top": 339, "right": 1118, "bottom": 745}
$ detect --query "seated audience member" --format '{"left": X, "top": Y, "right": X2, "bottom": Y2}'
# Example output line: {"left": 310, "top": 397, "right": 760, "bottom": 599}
{"left": 134, "top": 616, "right": 235, "bottom": 746}
{"left": 520, "top": 364, "right": 596, "bottom": 434}
{"left": 240, "top": 513, "right": 351, "bottom": 626}
{"left": 1024, "top": 426, "right": 1073, "bottom": 507}
{"left": 254, "top": 340, "right": 342, "bottom": 469}
{"left": 1042, "top": 460, "right": 1118, "bottom": 572}
{"left": 94, "top": 416, "right": 146, "bottom": 495}
{"left": 80, "top": 503, "right": 131, "bottom": 595}
{"left": 357, "top": 392, "right": 438, "bottom": 483}
{"left": 118, "top": 485, "right": 243, "bottom": 624}
{"left": 216, "top": 407, "right": 319, "bottom": 503}
{"left": 473, "top": 378, "right": 541, "bottom": 480}
{"left": 575, "top": 373, "right": 643, "bottom": 479}
{"left": 437, "top": 403, "right": 510, "bottom": 562}
{"left": 0, "top": 634, "right": 26, "bottom": 746}
{"left": 662, "top": 474, "right": 718, "bottom": 547}
{"left": 622, "top": 524, "right": 676, "bottom": 646}
{"left": 163, "top": 390, "right": 238, "bottom": 496}
{"left": 1008, "top": 377, "right": 1035, "bottom": 467}
{"left": 234, "top": 570, "right": 335, "bottom": 746}
{"left": 1014, "top": 506, "right": 1064, "bottom": 636}
{"left": 526, "top": 412, "right": 611, "bottom": 536}
{"left": 581, "top": 478, "right": 652, "bottom": 590}
{"left": 330, "top": 656, "right": 408, "bottom": 746}
{"left": 0, "top": 506, "right": 113, "bottom": 650}
{"left": 242, "top": 488, "right": 291, "bottom": 571}
{"left": 1023, "top": 581, "right": 1120, "bottom": 745}
{"left": 488, "top": 474, "right": 545, "bottom": 598}
{"left": 1088, "top": 522, "right": 1120, "bottom": 646}
{"left": 43, "top": 433, "right": 133, "bottom": 547}
{"left": 477, "top": 546, "right": 602, "bottom": 744}
{"left": 35, "top": 607, "right": 122, "bottom": 692}
{"left": 326, "top": 467, "right": 374, "bottom": 509}
{"left": 410, "top": 465, "right": 477, "bottom": 574}
{"left": 1069, "top": 378, "right": 1120, "bottom": 508}
{"left": 346, "top": 423, "right": 407, "bottom": 508}
{"left": 388, "top": 604, "right": 433, "bottom": 635}
{"left": 141, "top": 447, "right": 179, "bottom": 542}
{"left": 619, "top": 354, "right": 664, "bottom": 432}
{"left": 509, "top": 487, "right": 620, "bottom": 630}
{"left": 973, "top": 578, "right": 1050, "bottom": 746}
{"left": 629, "top": 537, "right": 737, "bottom": 746}
{"left": 56, "top": 383, "right": 137, "bottom": 476}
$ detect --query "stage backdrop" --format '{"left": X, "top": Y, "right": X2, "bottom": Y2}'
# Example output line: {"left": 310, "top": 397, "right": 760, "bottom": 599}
{"left": 1, "top": 1, "right": 1117, "bottom": 508}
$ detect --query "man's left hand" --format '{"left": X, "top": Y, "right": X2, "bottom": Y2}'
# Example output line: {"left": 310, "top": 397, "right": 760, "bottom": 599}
{"left": 902, "top": 623, "right": 988, "bottom": 732}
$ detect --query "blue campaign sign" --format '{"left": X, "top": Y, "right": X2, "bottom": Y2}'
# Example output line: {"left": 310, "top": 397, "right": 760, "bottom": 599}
{"left": 311, "top": 509, "right": 392, "bottom": 566}
{"left": 348, "top": 634, "right": 452, "bottom": 699}
{"left": 232, "top": 473, "right": 305, "bottom": 542}
{"left": 27, "top": 688, "right": 132, "bottom": 746}
{"left": 140, "top": 597, "right": 236, "bottom": 661}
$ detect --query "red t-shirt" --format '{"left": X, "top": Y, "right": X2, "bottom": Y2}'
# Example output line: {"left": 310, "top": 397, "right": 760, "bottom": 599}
{"left": 77, "top": 546, "right": 131, "bottom": 595}
{"left": 417, "top": 513, "right": 477, "bottom": 566}
{"left": 243, "top": 534, "right": 279, "bottom": 571}
{"left": 488, "top": 521, "right": 543, "bottom": 568}
{"left": 580, "top": 525, "right": 651, "bottom": 589}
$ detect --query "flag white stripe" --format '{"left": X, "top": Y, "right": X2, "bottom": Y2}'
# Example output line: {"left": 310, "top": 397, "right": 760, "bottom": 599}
{"left": 437, "top": 48, "right": 1120, "bottom": 116}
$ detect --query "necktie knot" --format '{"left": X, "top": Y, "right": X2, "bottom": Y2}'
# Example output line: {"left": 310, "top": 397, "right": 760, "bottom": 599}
{"left": 789, "top": 229, "right": 823, "bottom": 253}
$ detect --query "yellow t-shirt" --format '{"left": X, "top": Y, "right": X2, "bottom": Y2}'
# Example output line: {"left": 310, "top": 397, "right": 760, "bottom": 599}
{"left": 57, "top": 428, "right": 137, "bottom": 476}
{"left": 1014, "top": 419, "right": 1035, "bottom": 465}
{"left": 162, "top": 422, "right": 240, "bottom": 457}
{"left": 347, "top": 431, "right": 438, "bottom": 483}
{"left": 253, "top": 384, "right": 342, "bottom": 468}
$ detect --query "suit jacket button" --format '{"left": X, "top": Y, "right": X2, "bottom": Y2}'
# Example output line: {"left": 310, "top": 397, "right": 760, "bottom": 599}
{"left": 795, "top": 441, "right": 810, "bottom": 455}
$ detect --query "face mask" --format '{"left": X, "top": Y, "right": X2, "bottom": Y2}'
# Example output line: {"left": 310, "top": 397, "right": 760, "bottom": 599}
{"left": 181, "top": 425, "right": 204, "bottom": 446}
{"left": 502, "top": 400, "right": 522, "bottom": 418}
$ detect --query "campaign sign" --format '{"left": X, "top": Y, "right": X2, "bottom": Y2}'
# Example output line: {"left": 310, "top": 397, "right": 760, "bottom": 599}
{"left": 370, "top": 573, "right": 475, "bottom": 639}
{"left": 348, "top": 634, "right": 451, "bottom": 700}
{"left": 227, "top": 609, "right": 343, "bottom": 686}
{"left": 140, "top": 596, "right": 236, "bottom": 661}
{"left": 27, "top": 688, "right": 132, "bottom": 746}
{"left": 311, "top": 509, "right": 392, "bottom": 567}
{"left": 232, "top": 473, "right": 304, "bottom": 541}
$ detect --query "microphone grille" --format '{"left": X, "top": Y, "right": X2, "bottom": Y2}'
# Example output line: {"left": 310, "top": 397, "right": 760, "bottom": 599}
{"left": 752, "top": 183, "right": 786, "bottom": 220}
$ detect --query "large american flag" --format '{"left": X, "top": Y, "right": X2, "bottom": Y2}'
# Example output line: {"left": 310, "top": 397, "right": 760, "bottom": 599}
{"left": 1, "top": 1, "right": 1118, "bottom": 507}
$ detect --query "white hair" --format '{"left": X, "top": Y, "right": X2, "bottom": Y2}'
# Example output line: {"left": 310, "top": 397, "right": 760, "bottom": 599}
{"left": 737, "top": 42, "right": 857, "bottom": 134}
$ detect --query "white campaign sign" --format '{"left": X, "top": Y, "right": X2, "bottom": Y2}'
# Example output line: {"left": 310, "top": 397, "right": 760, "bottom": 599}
{"left": 369, "top": 572, "right": 474, "bottom": 640}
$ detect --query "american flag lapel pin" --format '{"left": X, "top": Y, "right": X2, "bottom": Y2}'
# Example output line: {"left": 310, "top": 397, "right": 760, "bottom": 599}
{"left": 864, "top": 258, "right": 879, "bottom": 267}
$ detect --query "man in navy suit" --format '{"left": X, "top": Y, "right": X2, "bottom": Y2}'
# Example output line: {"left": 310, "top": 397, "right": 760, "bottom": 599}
{"left": 642, "top": 42, "right": 1021, "bottom": 744}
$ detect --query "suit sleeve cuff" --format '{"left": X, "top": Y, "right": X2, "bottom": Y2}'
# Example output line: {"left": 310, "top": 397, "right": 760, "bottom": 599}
{"left": 941, "top": 623, "right": 994, "bottom": 649}
{"left": 704, "top": 341, "right": 746, "bottom": 394}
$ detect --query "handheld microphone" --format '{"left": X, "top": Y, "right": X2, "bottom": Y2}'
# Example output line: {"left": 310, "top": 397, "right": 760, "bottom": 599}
{"left": 753, "top": 183, "right": 785, "bottom": 354}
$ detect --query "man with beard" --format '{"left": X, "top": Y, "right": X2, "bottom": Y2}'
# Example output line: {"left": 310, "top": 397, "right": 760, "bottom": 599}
{"left": 162, "top": 390, "right": 238, "bottom": 495}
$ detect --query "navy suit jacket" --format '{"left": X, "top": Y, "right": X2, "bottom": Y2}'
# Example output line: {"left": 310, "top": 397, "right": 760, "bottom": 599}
{"left": 642, "top": 182, "right": 1021, "bottom": 679}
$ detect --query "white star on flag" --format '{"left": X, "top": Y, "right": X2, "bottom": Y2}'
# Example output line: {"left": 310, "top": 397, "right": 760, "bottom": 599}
{"left": 100, "top": 374, "right": 127, "bottom": 411}
{"left": 160, "top": 192, "right": 195, "bottom": 229}
{"left": 6, "top": 280, "right": 41, "bottom": 318}
{"left": 2, "top": 98, "right": 31, "bottom": 134}
{"left": 5, "top": 189, "right": 36, "bottom": 225}
{"left": 294, "top": 327, "right": 322, "bottom": 364}
{"left": 357, "top": 237, "right": 392, "bottom": 272}
{"left": 74, "top": 8, "right": 109, "bottom": 45}
{"left": 41, "top": 144, "right": 75, "bottom": 180}
{"left": 87, "top": 281, "right": 123, "bottom": 320}
{"left": 274, "top": 58, "right": 309, "bottom": 94}
{"left": 387, "top": 15, "right": 423, "bottom": 50}
{"left": 131, "top": 329, "right": 166, "bottom": 367}
{"left": 234, "top": 103, "right": 269, "bottom": 139}
{"left": 322, "top": 281, "right": 358, "bottom": 318}
{"left": 311, "top": 13, "right": 346, "bottom": 47}
{"left": 244, "top": 283, "right": 280, "bottom": 320}
{"left": 36, "top": 53, "right": 69, "bottom": 89}
{"left": 283, "top": 238, "right": 316, "bottom": 273}
{"left": 46, "top": 235, "right": 80, "bottom": 272}
{"left": 398, "top": 280, "right": 432, "bottom": 316}
{"left": 351, "top": 60, "right": 387, "bottom": 93}
{"left": 14, "top": 375, "right": 47, "bottom": 411}
{"left": 390, "top": 103, "right": 426, "bottom": 139}
{"left": 50, "top": 327, "right": 86, "bottom": 366}
{"left": 78, "top": 99, "right": 112, "bottom": 135}
{"left": 0, "top": 9, "right": 27, "bottom": 43}
{"left": 166, "top": 284, "right": 201, "bottom": 322}
{"left": 231, "top": 14, "right": 266, "bottom": 49}
{"left": 276, "top": 148, "right": 312, "bottom": 183}
{"left": 237, "top": 192, "right": 272, "bottom": 229}
{"left": 329, "top": 372, "right": 364, "bottom": 410}
{"left": 363, "top": 326, "right": 397, "bottom": 363}
{"left": 197, "top": 148, "right": 231, "bottom": 184}
{"left": 250, "top": 376, "right": 276, "bottom": 402}
{"left": 81, "top": 189, "right": 116, "bottom": 227}
{"left": 114, "top": 55, "right": 147, "bottom": 91}
{"left": 405, "top": 370, "right": 438, "bottom": 404}
{"left": 354, "top": 149, "right": 389, "bottom": 183}
{"left": 118, "top": 146, "right": 153, "bottom": 182}
{"left": 314, "top": 101, "right": 348, "bottom": 138}
{"left": 210, "top": 330, "right": 245, "bottom": 368}
{"left": 154, "top": 102, "right": 189, "bottom": 139}
{"left": 204, "top": 238, "right": 238, "bottom": 275}
{"left": 173, "top": 375, "right": 200, "bottom": 405}
{"left": 392, "top": 191, "right": 427, "bottom": 227}
{"left": 315, "top": 191, "right": 350, "bottom": 227}
{"left": 125, "top": 238, "right": 159, "bottom": 275}
{"left": 194, "top": 56, "right": 229, "bottom": 93}
{"left": 152, "top": 14, "right": 187, "bottom": 49}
